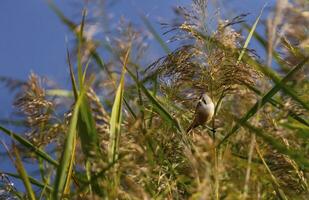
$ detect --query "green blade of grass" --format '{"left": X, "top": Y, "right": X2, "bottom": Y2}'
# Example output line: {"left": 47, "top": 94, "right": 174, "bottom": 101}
{"left": 77, "top": 9, "right": 86, "bottom": 89}
{"left": 63, "top": 130, "right": 77, "bottom": 196}
{"left": 46, "top": 89, "right": 73, "bottom": 98}
{"left": 12, "top": 145, "right": 36, "bottom": 200}
{"left": 73, "top": 155, "right": 123, "bottom": 197}
{"left": 282, "top": 122, "right": 309, "bottom": 139}
{"left": 3, "top": 172, "right": 53, "bottom": 192}
{"left": 0, "top": 126, "right": 58, "bottom": 166}
{"left": 108, "top": 49, "right": 130, "bottom": 163}
{"left": 140, "top": 14, "right": 171, "bottom": 54}
{"left": 218, "top": 57, "right": 309, "bottom": 147}
{"left": 240, "top": 120, "right": 309, "bottom": 168}
{"left": 105, "top": 47, "right": 129, "bottom": 199}
{"left": 50, "top": 3, "right": 142, "bottom": 126}
{"left": 47, "top": 1, "right": 76, "bottom": 31}
{"left": 59, "top": 7, "right": 107, "bottom": 162}
{"left": 242, "top": 81, "right": 309, "bottom": 127}
{"left": 244, "top": 23, "right": 306, "bottom": 72}
{"left": 243, "top": 23, "right": 286, "bottom": 68}
{"left": 91, "top": 49, "right": 113, "bottom": 75}
{"left": 67, "top": 15, "right": 100, "bottom": 159}
{"left": 82, "top": 58, "right": 91, "bottom": 83}
{"left": 232, "top": 5, "right": 308, "bottom": 123}
{"left": 236, "top": 4, "right": 265, "bottom": 65}
{"left": 48, "top": 1, "right": 110, "bottom": 75}
{"left": 244, "top": 55, "right": 309, "bottom": 110}
{"left": 67, "top": 48, "right": 78, "bottom": 100}
{"left": 126, "top": 67, "right": 182, "bottom": 132}
{"left": 52, "top": 88, "right": 87, "bottom": 199}
{"left": 77, "top": 94, "right": 99, "bottom": 158}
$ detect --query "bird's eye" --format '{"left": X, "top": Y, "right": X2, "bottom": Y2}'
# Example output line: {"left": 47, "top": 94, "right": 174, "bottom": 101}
{"left": 202, "top": 98, "right": 207, "bottom": 104}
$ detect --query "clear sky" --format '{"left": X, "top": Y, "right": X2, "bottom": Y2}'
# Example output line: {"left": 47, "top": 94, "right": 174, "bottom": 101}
{"left": 0, "top": 0, "right": 271, "bottom": 117}
{"left": 0, "top": 0, "right": 271, "bottom": 192}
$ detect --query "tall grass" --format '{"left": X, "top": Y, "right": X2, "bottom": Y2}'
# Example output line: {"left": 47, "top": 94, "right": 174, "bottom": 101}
{"left": 0, "top": 0, "right": 308, "bottom": 199}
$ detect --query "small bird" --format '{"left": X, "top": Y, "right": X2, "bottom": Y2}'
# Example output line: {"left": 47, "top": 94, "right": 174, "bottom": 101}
{"left": 186, "top": 93, "right": 215, "bottom": 133}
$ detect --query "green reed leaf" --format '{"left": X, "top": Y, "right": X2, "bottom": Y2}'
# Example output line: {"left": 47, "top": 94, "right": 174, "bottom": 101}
{"left": 241, "top": 121, "right": 309, "bottom": 168}
{"left": 218, "top": 57, "right": 309, "bottom": 147}
{"left": 140, "top": 14, "right": 171, "bottom": 54}
{"left": 13, "top": 145, "right": 36, "bottom": 200}
{"left": 108, "top": 49, "right": 129, "bottom": 163}
{"left": 236, "top": 4, "right": 265, "bottom": 65}
{"left": 126, "top": 67, "right": 182, "bottom": 132}
{"left": 0, "top": 126, "right": 58, "bottom": 166}
{"left": 53, "top": 88, "right": 86, "bottom": 199}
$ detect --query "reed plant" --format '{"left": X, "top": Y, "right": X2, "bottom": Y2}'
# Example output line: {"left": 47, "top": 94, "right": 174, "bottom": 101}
{"left": 0, "top": 0, "right": 308, "bottom": 199}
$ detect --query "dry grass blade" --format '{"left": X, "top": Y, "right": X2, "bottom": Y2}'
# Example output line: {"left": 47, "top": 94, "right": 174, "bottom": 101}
{"left": 243, "top": 134, "right": 256, "bottom": 199}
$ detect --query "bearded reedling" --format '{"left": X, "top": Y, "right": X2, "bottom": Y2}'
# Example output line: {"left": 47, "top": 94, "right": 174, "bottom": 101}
{"left": 186, "top": 93, "right": 215, "bottom": 133}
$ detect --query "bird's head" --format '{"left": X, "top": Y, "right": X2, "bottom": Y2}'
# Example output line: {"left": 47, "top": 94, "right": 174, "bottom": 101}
{"left": 199, "top": 93, "right": 213, "bottom": 105}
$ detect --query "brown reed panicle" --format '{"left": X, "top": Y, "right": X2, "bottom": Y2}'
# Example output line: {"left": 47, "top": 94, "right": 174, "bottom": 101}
{"left": 281, "top": 95, "right": 307, "bottom": 118}
{"left": 13, "top": 73, "right": 65, "bottom": 149}
{"left": 150, "top": 0, "right": 260, "bottom": 107}
{"left": 86, "top": 87, "right": 110, "bottom": 138}
{"left": 248, "top": 97, "right": 309, "bottom": 197}
{"left": 0, "top": 173, "right": 19, "bottom": 200}
{"left": 250, "top": 95, "right": 309, "bottom": 198}
{"left": 263, "top": 137, "right": 309, "bottom": 197}
{"left": 108, "top": 114, "right": 190, "bottom": 198}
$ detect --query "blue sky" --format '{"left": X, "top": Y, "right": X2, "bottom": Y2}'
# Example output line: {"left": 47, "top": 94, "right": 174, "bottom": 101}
{"left": 0, "top": 0, "right": 272, "bottom": 193}
{"left": 0, "top": 0, "right": 271, "bottom": 117}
